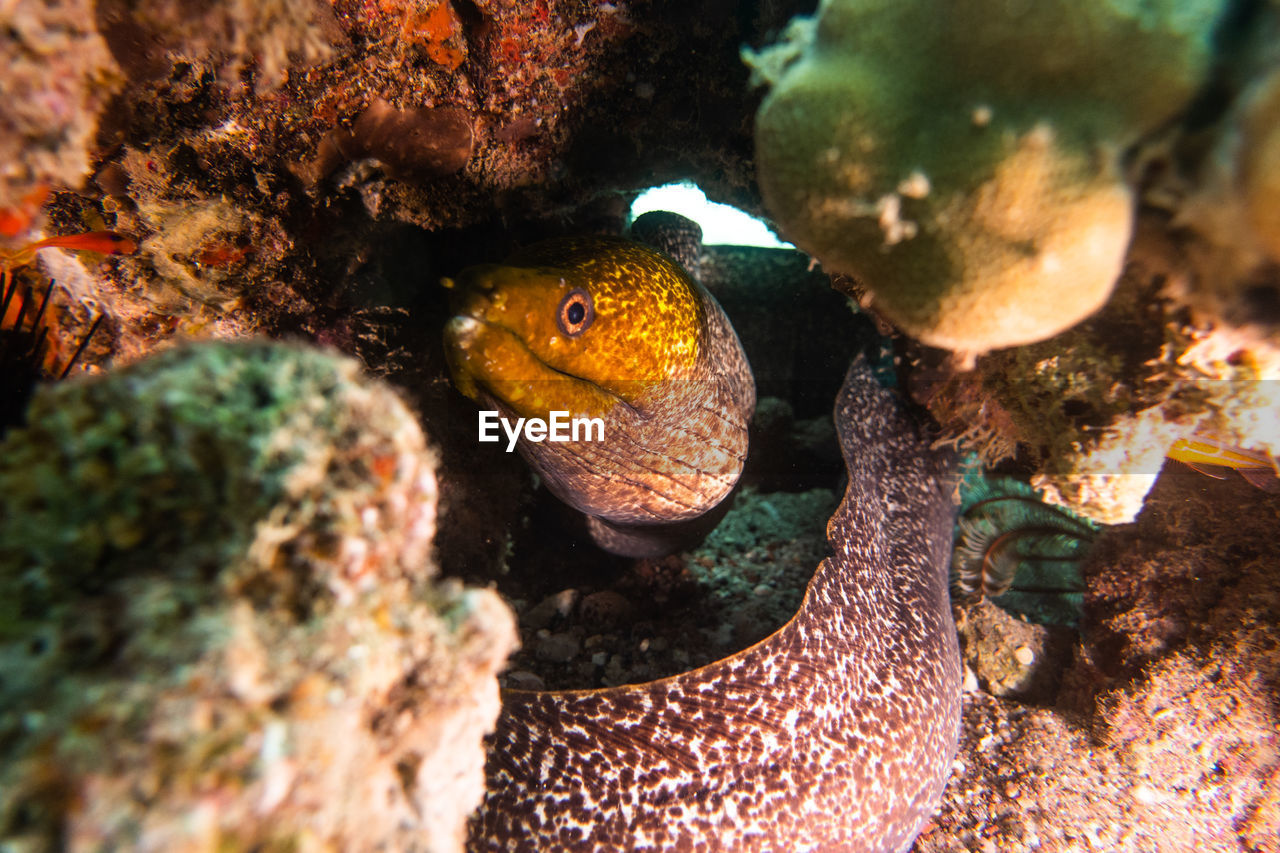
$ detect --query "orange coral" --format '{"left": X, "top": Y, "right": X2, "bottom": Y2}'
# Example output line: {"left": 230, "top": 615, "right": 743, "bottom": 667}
{"left": 412, "top": 2, "right": 465, "bottom": 70}
{"left": 365, "top": 0, "right": 466, "bottom": 70}
{"left": 497, "top": 37, "right": 523, "bottom": 65}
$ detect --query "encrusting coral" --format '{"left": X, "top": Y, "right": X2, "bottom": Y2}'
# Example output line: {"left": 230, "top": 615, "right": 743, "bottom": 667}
{"left": 0, "top": 0, "right": 122, "bottom": 213}
{"left": 94, "top": 0, "right": 341, "bottom": 92}
{"left": 749, "top": 0, "right": 1223, "bottom": 359}
{"left": 0, "top": 339, "right": 516, "bottom": 852}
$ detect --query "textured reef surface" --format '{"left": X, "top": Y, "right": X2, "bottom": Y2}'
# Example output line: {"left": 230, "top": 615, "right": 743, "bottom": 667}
{"left": 1, "top": 0, "right": 1279, "bottom": 849}
{"left": 921, "top": 463, "right": 1280, "bottom": 851}
{"left": 0, "top": 341, "right": 516, "bottom": 850}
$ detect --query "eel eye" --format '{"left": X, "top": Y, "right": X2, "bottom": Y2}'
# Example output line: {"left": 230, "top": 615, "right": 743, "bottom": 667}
{"left": 557, "top": 288, "right": 594, "bottom": 336}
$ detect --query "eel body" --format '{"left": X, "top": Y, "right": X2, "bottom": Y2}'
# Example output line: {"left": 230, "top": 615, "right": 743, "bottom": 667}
{"left": 443, "top": 230, "right": 754, "bottom": 556}
{"left": 470, "top": 359, "right": 962, "bottom": 851}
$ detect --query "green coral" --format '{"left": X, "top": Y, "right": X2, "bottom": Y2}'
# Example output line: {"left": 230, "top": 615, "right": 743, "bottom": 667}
{"left": 0, "top": 340, "right": 517, "bottom": 852}
{"left": 750, "top": 0, "right": 1223, "bottom": 357}
{"left": 0, "top": 339, "right": 430, "bottom": 621}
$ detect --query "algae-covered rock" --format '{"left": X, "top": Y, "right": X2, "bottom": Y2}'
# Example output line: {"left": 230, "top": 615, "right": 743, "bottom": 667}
{"left": 0, "top": 340, "right": 517, "bottom": 852}
{"left": 0, "top": 339, "right": 431, "bottom": 588}
{"left": 750, "top": 0, "right": 1222, "bottom": 358}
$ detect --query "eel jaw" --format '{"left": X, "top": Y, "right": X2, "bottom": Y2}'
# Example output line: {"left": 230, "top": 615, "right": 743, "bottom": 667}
{"left": 443, "top": 315, "right": 484, "bottom": 400}
{"left": 443, "top": 314, "right": 618, "bottom": 419}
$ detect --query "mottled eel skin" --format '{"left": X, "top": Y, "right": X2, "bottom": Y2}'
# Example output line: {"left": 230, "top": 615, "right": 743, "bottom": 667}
{"left": 470, "top": 359, "right": 962, "bottom": 851}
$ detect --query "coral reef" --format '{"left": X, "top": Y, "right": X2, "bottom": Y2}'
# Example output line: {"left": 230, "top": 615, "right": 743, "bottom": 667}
{"left": 931, "top": 388, "right": 1280, "bottom": 849}
{"left": 911, "top": 204, "right": 1280, "bottom": 524}
{"left": 750, "top": 0, "right": 1222, "bottom": 358}
{"left": 95, "top": 0, "right": 342, "bottom": 92}
{"left": 305, "top": 98, "right": 475, "bottom": 183}
{"left": 954, "top": 600, "right": 1075, "bottom": 704}
{"left": 2, "top": 0, "right": 1278, "bottom": 846}
{"left": 919, "top": 463, "right": 1280, "bottom": 851}
{"left": 844, "top": 0, "right": 1280, "bottom": 525}
{"left": 0, "top": 0, "right": 122, "bottom": 212}
{"left": 0, "top": 340, "right": 516, "bottom": 852}
{"left": 1161, "top": 6, "right": 1280, "bottom": 340}
{"left": 1241, "top": 68, "right": 1280, "bottom": 263}
{"left": 1, "top": 0, "right": 785, "bottom": 393}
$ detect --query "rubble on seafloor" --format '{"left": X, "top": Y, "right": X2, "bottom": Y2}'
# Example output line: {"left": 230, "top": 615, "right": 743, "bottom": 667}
{"left": 495, "top": 486, "right": 839, "bottom": 692}
{"left": 1, "top": 0, "right": 1279, "bottom": 849}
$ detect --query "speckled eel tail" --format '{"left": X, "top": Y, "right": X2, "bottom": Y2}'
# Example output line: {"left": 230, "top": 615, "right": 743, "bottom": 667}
{"left": 470, "top": 358, "right": 962, "bottom": 851}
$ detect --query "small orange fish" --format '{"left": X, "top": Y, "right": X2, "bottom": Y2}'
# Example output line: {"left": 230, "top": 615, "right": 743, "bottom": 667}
{"left": 25, "top": 230, "right": 137, "bottom": 255}
{"left": 1, "top": 230, "right": 136, "bottom": 274}
{"left": 1168, "top": 434, "right": 1280, "bottom": 492}
{"left": 196, "top": 240, "right": 252, "bottom": 268}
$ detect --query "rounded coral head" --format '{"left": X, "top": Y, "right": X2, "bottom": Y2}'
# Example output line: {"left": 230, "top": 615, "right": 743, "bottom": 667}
{"left": 751, "top": 0, "right": 1219, "bottom": 356}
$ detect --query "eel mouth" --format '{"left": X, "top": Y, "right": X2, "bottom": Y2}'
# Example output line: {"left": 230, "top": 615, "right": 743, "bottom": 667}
{"left": 443, "top": 314, "right": 622, "bottom": 419}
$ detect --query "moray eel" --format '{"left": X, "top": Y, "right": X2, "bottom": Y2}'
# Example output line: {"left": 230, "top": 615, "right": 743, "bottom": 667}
{"left": 469, "top": 358, "right": 961, "bottom": 850}
{"left": 442, "top": 219, "right": 755, "bottom": 557}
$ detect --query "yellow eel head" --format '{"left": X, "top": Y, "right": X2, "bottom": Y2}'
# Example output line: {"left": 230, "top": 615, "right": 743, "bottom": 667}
{"left": 443, "top": 236, "right": 705, "bottom": 420}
